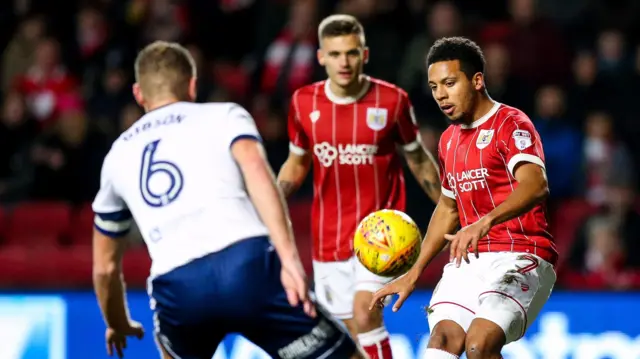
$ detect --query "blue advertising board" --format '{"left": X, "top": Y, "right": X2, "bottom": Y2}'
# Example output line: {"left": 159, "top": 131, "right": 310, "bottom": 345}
{"left": 0, "top": 291, "right": 639, "bottom": 359}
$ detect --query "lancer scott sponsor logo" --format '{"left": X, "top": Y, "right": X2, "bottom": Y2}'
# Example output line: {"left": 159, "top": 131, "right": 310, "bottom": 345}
{"left": 313, "top": 142, "right": 378, "bottom": 167}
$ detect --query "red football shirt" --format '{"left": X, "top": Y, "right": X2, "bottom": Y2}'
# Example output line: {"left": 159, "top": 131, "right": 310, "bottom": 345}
{"left": 288, "top": 76, "right": 420, "bottom": 262}
{"left": 438, "top": 102, "right": 558, "bottom": 265}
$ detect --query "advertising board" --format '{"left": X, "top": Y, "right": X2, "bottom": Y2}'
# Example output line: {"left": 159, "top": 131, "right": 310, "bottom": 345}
{"left": 0, "top": 291, "right": 638, "bottom": 359}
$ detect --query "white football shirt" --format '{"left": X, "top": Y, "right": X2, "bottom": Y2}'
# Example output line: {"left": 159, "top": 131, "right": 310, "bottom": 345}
{"left": 92, "top": 102, "right": 269, "bottom": 277}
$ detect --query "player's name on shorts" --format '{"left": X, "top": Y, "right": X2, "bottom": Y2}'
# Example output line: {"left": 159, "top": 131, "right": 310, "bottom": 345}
{"left": 122, "top": 113, "right": 185, "bottom": 141}
{"left": 447, "top": 168, "right": 490, "bottom": 193}
{"left": 313, "top": 142, "right": 378, "bottom": 167}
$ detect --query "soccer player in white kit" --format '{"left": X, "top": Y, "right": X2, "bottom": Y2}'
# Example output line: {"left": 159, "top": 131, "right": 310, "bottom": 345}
{"left": 91, "top": 41, "right": 364, "bottom": 359}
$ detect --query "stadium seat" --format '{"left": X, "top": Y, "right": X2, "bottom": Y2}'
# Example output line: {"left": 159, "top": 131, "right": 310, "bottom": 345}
{"left": 122, "top": 245, "right": 151, "bottom": 287}
{"left": 0, "top": 245, "right": 61, "bottom": 287}
{"left": 550, "top": 199, "right": 597, "bottom": 271}
{"left": 5, "top": 202, "right": 72, "bottom": 246}
{"left": 55, "top": 245, "right": 93, "bottom": 287}
{"left": 68, "top": 204, "right": 95, "bottom": 246}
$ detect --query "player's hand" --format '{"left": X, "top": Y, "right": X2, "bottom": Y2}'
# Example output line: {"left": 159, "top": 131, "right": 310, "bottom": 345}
{"left": 369, "top": 269, "right": 419, "bottom": 312}
{"left": 444, "top": 217, "right": 492, "bottom": 267}
{"left": 105, "top": 320, "right": 144, "bottom": 358}
{"left": 281, "top": 258, "right": 317, "bottom": 318}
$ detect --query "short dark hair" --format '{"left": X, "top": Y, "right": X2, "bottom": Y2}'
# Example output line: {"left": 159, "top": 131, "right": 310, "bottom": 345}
{"left": 426, "top": 37, "right": 485, "bottom": 79}
{"left": 318, "top": 14, "right": 365, "bottom": 45}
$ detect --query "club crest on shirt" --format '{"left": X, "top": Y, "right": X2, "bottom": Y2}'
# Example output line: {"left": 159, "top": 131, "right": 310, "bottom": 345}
{"left": 513, "top": 130, "right": 532, "bottom": 150}
{"left": 476, "top": 129, "right": 494, "bottom": 149}
{"left": 310, "top": 110, "right": 320, "bottom": 123}
{"left": 366, "top": 108, "right": 388, "bottom": 131}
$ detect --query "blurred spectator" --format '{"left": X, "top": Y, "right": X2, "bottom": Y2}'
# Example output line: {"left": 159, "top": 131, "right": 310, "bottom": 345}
{"left": 563, "top": 214, "right": 640, "bottom": 290}
{"left": 140, "top": 0, "right": 190, "bottom": 44}
{"left": 483, "top": 42, "right": 533, "bottom": 114}
{"left": 565, "top": 50, "right": 608, "bottom": 124}
{"left": 480, "top": 0, "right": 570, "bottom": 86}
{"left": 398, "top": 0, "right": 462, "bottom": 117}
{"left": 1, "top": 14, "right": 46, "bottom": 93}
{"left": 596, "top": 29, "right": 628, "bottom": 79}
{"left": 335, "top": 0, "right": 408, "bottom": 82}
{"left": 76, "top": 7, "right": 108, "bottom": 61}
{"left": 0, "top": 91, "right": 37, "bottom": 202}
{"left": 29, "top": 93, "right": 108, "bottom": 203}
{"left": 88, "top": 66, "right": 130, "bottom": 137}
{"left": 13, "top": 37, "right": 78, "bottom": 129}
{"left": 258, "top": 0, "right": 316, "bottom": 103}
{"left": 532, "top": 85, "right": 581, "bottom": 199}
{"left": 581, "top": 111, "right": 635, "bottom": 206}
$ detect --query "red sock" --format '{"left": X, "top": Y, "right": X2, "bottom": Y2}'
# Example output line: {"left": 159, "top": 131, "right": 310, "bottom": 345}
{"left": 357, "top": 327, "right": 393, "bottom": 359}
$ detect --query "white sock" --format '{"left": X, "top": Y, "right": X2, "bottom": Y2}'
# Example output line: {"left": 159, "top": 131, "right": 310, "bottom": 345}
{"left": 425, "top": 348, "right": 459, "bottom": 358}
{"left": 357, "top": 327, "right": 389, "bottom": 346}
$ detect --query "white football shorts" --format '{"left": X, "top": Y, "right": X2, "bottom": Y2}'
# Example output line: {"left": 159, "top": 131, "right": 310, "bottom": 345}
{"left": 427, "top": 252, "right": 556, "bottom": 344}
{"left": 313, "top": 256, "right": 393, "bottom": 319}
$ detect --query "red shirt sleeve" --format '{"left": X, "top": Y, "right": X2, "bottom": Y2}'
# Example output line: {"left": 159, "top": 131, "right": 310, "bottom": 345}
{"left": 438, "top": 131, "right": 455, "bottom": 199}
{"left": 287, "top": 91, "right": 310, "bottom": 155}
{"left": 394, "top": 93, "right": 420, "bottom": 151}
{"left": 496, "top": 115, "right": 546, "bottom": 178}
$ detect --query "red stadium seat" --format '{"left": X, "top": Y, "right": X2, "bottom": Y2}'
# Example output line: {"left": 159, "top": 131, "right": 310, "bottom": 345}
{"left": 55, "top": 245, "right": 93, "bottom": 287}
{"left": 69, "top": 204, "right": 95, "bottom": 246}
{"left": 5, "top": 202, "right": 72, "bottom": 246}
{"left": 122, "top": 244, "right": 151, "bottom": 287}
{"left": 550, "top": 198, "right": 597, "bottom": 271}
{"left": 0, "top": 245, "right": 62, "bottom": 287}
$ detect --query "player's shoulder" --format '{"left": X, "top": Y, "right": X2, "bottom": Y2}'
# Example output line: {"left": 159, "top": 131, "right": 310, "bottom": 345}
{"left": 197, "top": 101, "right": 243, "bottom": 115}
{"left": 494, "top": 103, "right": 533, "bottom": 130}
{"left": 292, "top": 81, "right": 325, "bottom": 100}
{"left": 368, "top": 76, "right": 409, "bottom": 100}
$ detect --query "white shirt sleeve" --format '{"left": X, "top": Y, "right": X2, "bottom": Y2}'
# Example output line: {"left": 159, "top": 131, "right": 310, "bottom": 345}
{"left": 91, "top": 150, "right": 133, "bottom": 237}
{"left": 226, "top": 103, "right": 262, "bottom": 148}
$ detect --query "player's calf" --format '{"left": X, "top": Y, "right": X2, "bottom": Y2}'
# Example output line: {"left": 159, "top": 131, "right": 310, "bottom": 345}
{"left": 426, "top": 320, "right": 466, "bottom": 358}
{"left": 353, "top": 290, "right": 393, "bottom": 359}
{"left": 464, "top": 318, "right": 505, "bottom": 359}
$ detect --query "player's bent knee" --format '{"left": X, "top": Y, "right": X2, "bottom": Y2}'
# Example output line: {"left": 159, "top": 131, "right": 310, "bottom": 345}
{"left": 428, "top": 320, "right": 466, "bottom": 356}
{"left": 465, "top": 319, "right": 506, "bottom": 359}
{"left": 353, "top": 291, "right": 383, "bottom": 332}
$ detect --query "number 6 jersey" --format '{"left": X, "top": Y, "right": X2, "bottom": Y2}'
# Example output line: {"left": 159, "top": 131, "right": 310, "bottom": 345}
{"left": 92, "top": 102, "right": 269, "bottom": 277}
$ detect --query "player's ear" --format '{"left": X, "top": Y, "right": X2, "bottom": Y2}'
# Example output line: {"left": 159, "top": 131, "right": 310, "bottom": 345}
{"left": 188, "top": 77, "right": 197, "bottom": 102}
{"left": 317, "top": 48, "right": 325, "bottom": 66}
{"left": 363, "top": 46, "right": 370, "bottom": 64}
{"left": 132, "top": 83, "right": 145, "bottom": 107}
{"left": 473, "top": 73, "right": 484, "bottom": 91}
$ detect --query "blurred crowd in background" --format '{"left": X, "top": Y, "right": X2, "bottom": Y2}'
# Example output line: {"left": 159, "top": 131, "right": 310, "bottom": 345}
{"left": 1, "top": 0, "right": 640, "bottom": 290}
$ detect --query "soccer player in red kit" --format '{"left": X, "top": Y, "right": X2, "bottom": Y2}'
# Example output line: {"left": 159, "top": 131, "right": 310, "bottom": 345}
{"left": 277, "top": 14, "right": 441, "bottom": 359}
{"left": 371, "top": 37, "right": 558, "bottom": 359}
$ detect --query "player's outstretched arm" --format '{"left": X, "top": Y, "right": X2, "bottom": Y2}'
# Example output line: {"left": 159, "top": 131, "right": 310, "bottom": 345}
{"left": 370, "top": 194, "right": 459, "bottom": 312}
{"left": 276, "top": 151, "right": 312, "bottom": 198}
{"left": 403, "top": 145, "right": 441, "bottom": 203}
